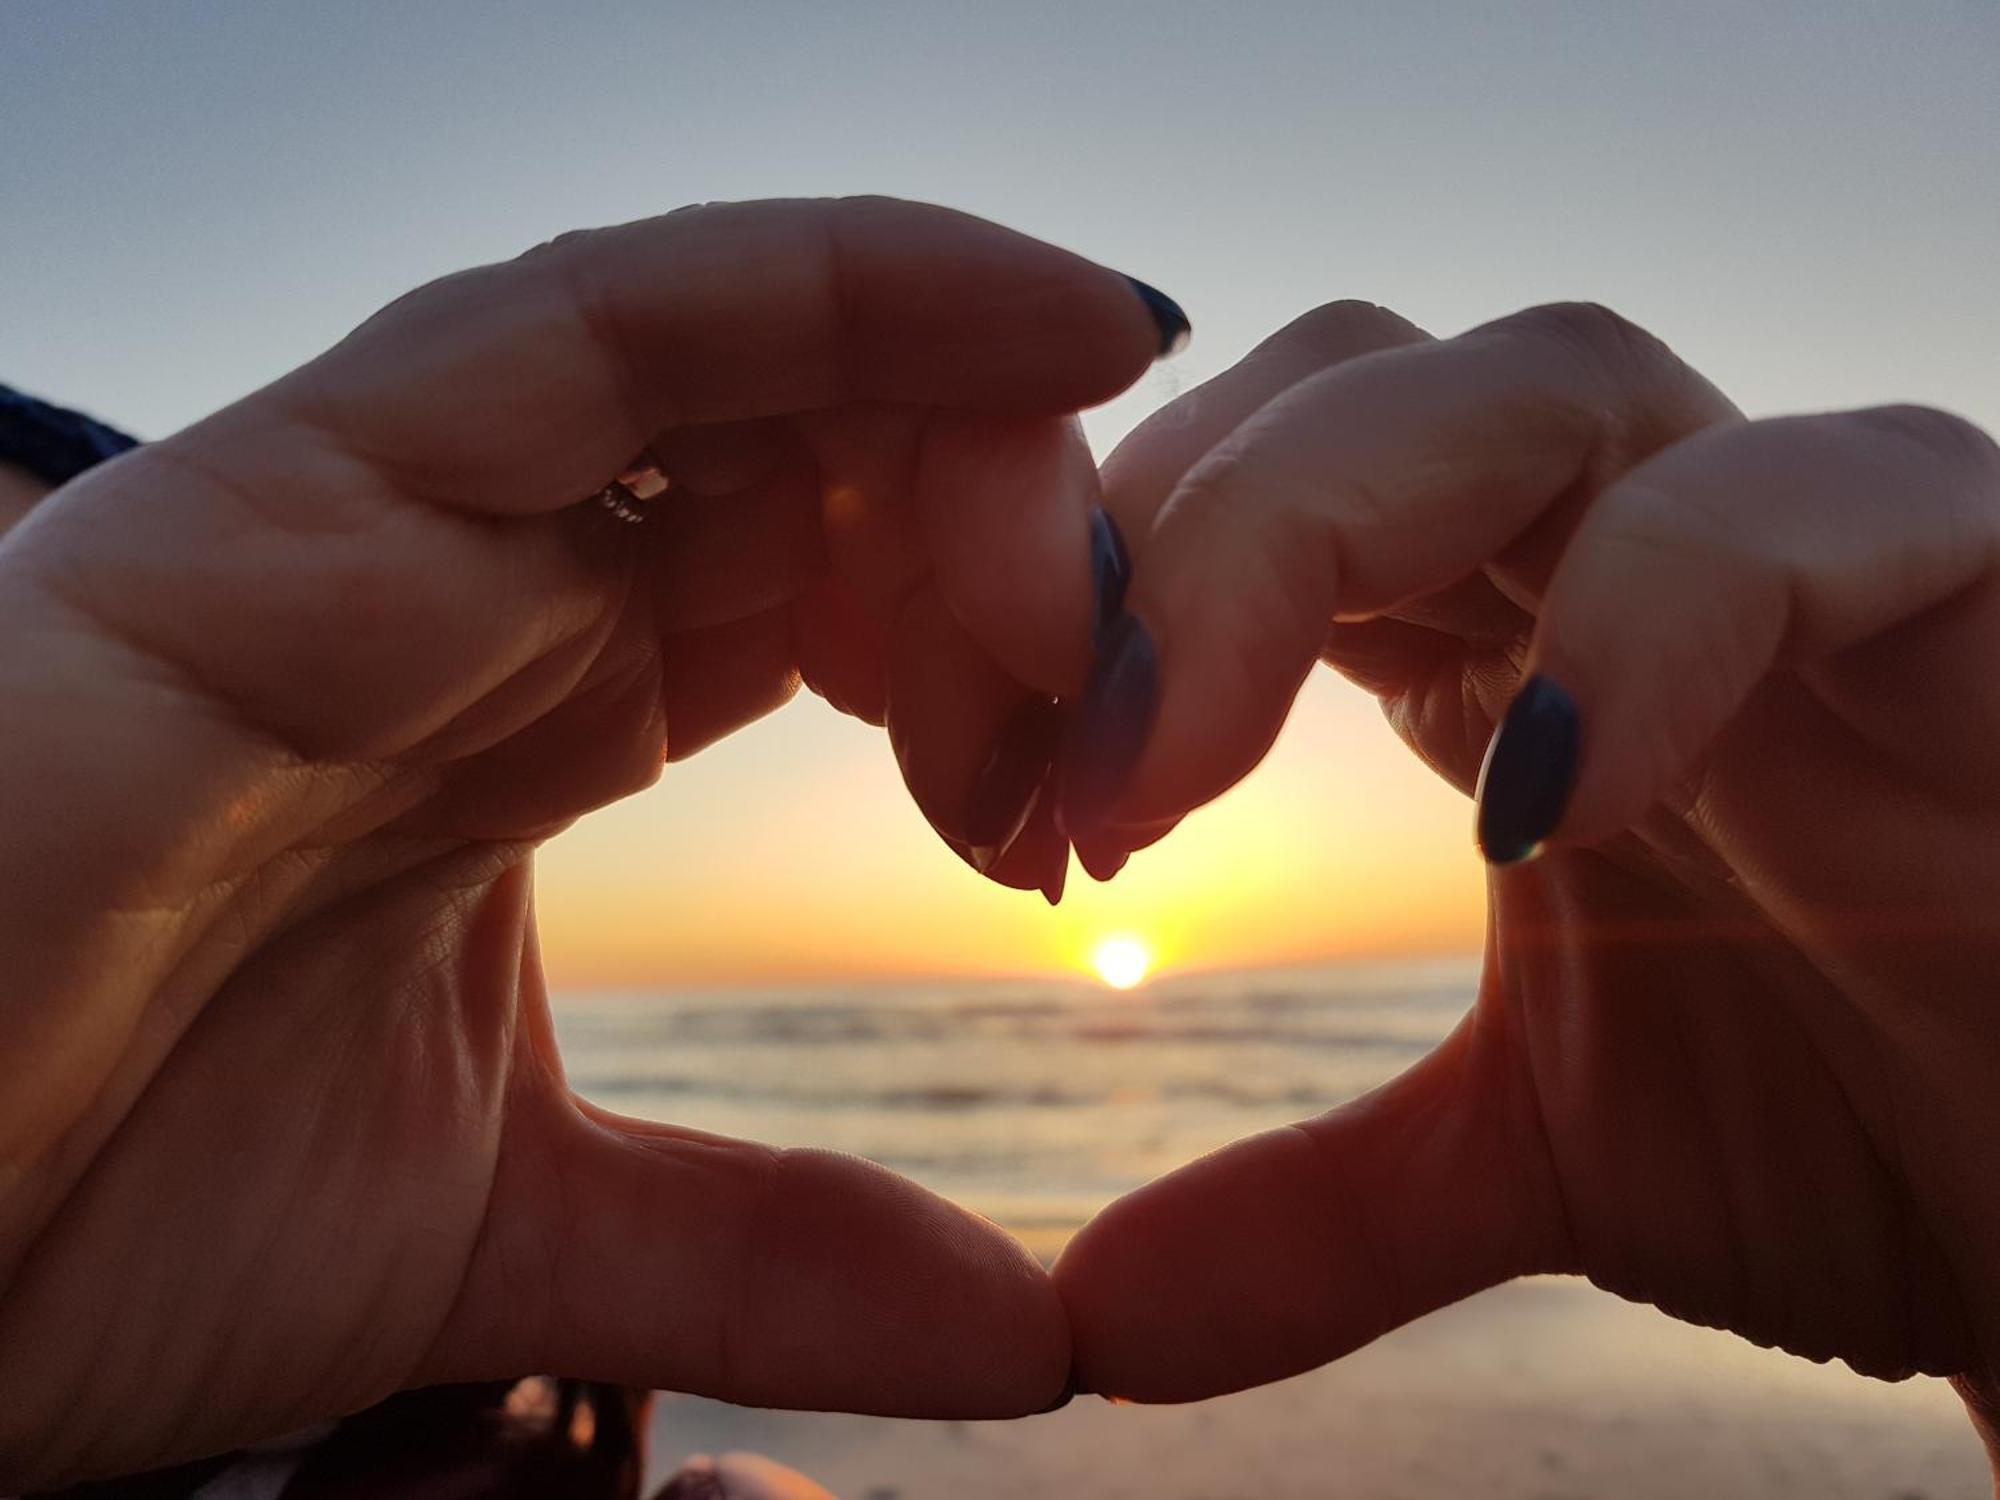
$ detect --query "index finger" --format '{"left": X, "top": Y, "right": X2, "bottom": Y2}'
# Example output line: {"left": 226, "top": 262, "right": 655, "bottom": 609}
{"left": 1057, "top": 304, "right": 1737, "bottom": 847}
{"left": 204, "top": 196, "right": 1173, "bottom": 517}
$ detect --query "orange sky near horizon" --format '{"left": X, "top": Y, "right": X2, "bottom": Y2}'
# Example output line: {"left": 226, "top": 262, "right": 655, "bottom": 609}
{"left": 531, "top": 668, "right": 1491, "bottom": 989}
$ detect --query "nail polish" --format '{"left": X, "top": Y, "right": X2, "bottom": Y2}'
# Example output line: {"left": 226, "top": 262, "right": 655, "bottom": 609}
{"left": 1475, "top": 674, "right": 1581, "bottom": 864}
{"left": 962, "top": 696, "right": 1064, "bottom": 867}
{"left": 1056, "top": 612, "right": 1159, "bottom": 845}
{"left": 1087, "top": 506, "right": 1132, "bottom": 644}
{"left": 1123, "top": 276, "right": 1192, "bottom": 357}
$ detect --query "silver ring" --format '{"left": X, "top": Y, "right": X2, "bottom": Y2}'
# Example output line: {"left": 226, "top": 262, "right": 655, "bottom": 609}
{"left": 589, "top": 456, "right": 670, "bottom": 524}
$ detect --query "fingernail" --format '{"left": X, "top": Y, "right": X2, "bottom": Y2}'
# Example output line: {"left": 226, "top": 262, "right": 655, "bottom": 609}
{"left": 963, "top": 696, "right": 1064, "bottom": 866}
{"left": 1056, "top": 613, "right": 1159, "bottom": 846}
{"left": 1475, "top": 673, "right": 1581, "bottom": 864}
{"left": 1087, "top": 506, "right": 1132, "bottom": 643}
{"left": 1040, "top": 847, "right": 1068, "bottom": 906}
{"left": 1122, "top": 276, "right": 1192, "bottom": 357}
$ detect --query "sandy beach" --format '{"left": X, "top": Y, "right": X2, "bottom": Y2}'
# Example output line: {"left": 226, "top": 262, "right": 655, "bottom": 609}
{"left": 646, "top": 1277, "right": 1989, "bottom": 1499}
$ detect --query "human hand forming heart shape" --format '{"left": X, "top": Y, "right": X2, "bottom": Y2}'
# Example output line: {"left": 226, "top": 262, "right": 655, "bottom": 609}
{"left": 0, "top": 198, "right": 1174, "bottom": 1488}
{"left": 4, "top": 197, "right": 1999, "bottom": 1490}
{"left": 1046, "top": 299, "right": 2000, "bottom": 1463}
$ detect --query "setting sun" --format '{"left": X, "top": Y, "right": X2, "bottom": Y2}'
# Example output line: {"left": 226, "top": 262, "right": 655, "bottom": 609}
{"left": 1090, "top": 935, "right": 1153, "bottom": 990}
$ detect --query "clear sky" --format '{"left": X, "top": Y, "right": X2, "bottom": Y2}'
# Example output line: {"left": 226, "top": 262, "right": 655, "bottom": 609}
{"left": 5, "top": 2, "right": 1996, "bottom": 986}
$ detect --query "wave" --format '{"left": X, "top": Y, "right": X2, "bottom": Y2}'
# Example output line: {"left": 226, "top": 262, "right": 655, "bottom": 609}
{"left": 564, "top": 1070, "right": 1394, "bottom": 1114}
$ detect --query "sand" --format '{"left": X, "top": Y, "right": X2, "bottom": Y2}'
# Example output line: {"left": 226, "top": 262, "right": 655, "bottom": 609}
{"left": 646, "top": 1278, "right": 1990, "bottom": 1499}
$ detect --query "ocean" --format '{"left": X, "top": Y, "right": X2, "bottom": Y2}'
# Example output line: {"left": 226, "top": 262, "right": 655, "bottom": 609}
{"left": 552, "top": 955, "right": 1477, "bottom": 1253}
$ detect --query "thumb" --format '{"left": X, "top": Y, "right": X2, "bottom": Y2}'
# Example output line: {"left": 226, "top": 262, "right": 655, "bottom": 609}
{"left": 1052, "top": 1000, "right": 1571, "bottom": 1402}
{"left": 426, "top": 1093, "right": 1072, "bottom": 1418}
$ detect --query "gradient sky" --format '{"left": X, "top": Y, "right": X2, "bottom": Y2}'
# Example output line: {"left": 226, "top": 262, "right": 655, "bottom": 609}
{"left": 6, "top": 2, "right": 1996, "bottom": 985}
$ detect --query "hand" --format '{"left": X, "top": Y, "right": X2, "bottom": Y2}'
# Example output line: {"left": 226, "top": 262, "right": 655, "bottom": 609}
{"left": 0, "top": 197, "right": 1170, "bottom": 1487}
{"left": 1050, "top": 302, "right": 2000, "bottom": 1439}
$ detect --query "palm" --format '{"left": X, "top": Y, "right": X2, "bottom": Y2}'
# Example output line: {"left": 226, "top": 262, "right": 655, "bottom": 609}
{"left": 0, "top": 487, "right": 668, "bottom": 1473}
{"left": 0, "top": 857, "right": 540, "bottom": 1475}
{"left": 0, "top": 198, "right": 1169, "bottom": 1487}
{"left": 1386, "top": 637, "right": 1994, "bottom": 1380}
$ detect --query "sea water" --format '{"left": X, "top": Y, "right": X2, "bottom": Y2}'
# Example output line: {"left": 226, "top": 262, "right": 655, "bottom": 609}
{"left": 552, "top": 955, "right": 1476, "bottom": 1250}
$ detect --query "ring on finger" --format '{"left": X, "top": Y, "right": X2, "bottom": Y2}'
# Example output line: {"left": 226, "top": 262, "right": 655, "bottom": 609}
{"left": 588, "top": 453, "right": 671, "bottom": 524}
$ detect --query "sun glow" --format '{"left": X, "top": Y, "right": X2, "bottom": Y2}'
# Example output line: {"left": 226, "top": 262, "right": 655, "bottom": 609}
{"left": 1090, "top": 934, "right": 1153, "bottom": 990}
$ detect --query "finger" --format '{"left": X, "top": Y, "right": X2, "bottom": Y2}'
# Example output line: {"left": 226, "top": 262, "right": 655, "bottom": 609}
{"left": 1058, "top": 303, "right": 1738, "bottom": 845}
{"left": 422, "top": 605, "right": 797, "bottom": 839}
{"left": 796, "top": 403, "right": 929, "bottom": 625}
{"left": 232, "top": 197, "right": 1169, "bottom": 518}
{"left": 660, "top": 606, "right": 802, "bottom": 764}
{"left": 918, "top": 413, "right": 1101, "bottom": 697}
{"left": 1099, "top": 306, "right": 1526, "bottom": 664}
{"left": 793, "top": 577, "right": 889, "bottom": 726}
{"left": 1064, "top": 301, "right": 1431, "bottom": 875}
{"left": 0, "top": 462, "right": 49, "bottom": 535}
{"left": 982, "top": 785, "right": 1069, "bottom": 904}
{"left": 887, "top": 411, "right": 1102, "bottom": 895}
{"left": 1054, "top": 1008, "right": 1571, "bottom": 1402}
{"left": 1477, "top": 403, "right": 2000, "bottom": 862}
{"left": 885, "top": 584, "right": 1066, "bottom": 892}
{"left": 1100, "top": 300, "right": 1432, "bottom": 530}
{"left": 646, "top": 448, "right": 827, "bottom": 633}
{"left": 812, "top": 409, "right": 1098, "bottom": 900}
{"left": 789, "top": 404, "right": 1105, "bottom": 739}
{"left": 437, "top": 1095, "right": 1071, "bottom": 1419}
{"left": 650, "top": 417, "right": 790, "bottom": 498}
{"left": 644, "top": 416, "right": 827, "bottom": 635}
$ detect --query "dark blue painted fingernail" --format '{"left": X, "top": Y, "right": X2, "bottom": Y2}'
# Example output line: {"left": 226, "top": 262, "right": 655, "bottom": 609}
{"left": 1123, "top": 276, "right": 1192, "bottom": 357}
{"left": 962, "top": 696, "right": 1064, "bottom": 868}
{"left": 1087, "top": 507, "right": 1132, "bottom": 643}
{"left": 1056, "top": 613, "right": 1159, "bottom": 845}
{"left": 1475, "top": 674, "right": 1581, "bottom": 864}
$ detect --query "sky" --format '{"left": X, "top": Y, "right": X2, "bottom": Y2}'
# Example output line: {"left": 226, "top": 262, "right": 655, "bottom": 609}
{"left": 4, "top": 1, "right": 1996, "bottom": 987}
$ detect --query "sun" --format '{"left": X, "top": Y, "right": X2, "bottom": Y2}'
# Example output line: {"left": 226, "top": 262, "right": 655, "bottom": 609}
{"left": 1090, "top": 934, "right": 1153, "bottom": 991}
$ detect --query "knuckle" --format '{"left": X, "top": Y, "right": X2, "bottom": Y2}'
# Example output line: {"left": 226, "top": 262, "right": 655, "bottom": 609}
{"left": 1272, "top": 299, "right": 1422, "bottom": 361}
{"left": 1168, "top": 448, "right": 1342, "bottom": 677}
{"left": 1497, "top": 300, "right": 1668, "bottom": 379}
{"left": 347, "top": 261, "right": 502, "bottom": 342}
{"left": 830, "top": 192, "right": 902, "bottom": 216}
{"left": 1160, "top": 444, "right": 1248, "bottom": 526}
{"left": 517, "top": 225, "right": 602, "bottom": 264}
{"left": 1847, "top": 403, "right": 2000, "bottom": 485}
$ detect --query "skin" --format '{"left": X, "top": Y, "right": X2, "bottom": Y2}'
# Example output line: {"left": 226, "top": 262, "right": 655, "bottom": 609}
{"left": 0, "top": 464, "right": 42, "bottom": 533}
{"left": 11, "top": 211, "right": 2000, "bottom": 1487}
{"left": 1049, "top": 300, "right": 2000, "bottom": 1480}
{"left": 0, "top": 197, "right": 1157, "bottom": 1488}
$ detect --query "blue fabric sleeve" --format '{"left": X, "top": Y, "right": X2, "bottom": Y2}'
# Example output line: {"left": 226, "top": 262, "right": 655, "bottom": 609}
{"left": 0, "top": 383, "right": 141, "bottom": 488}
